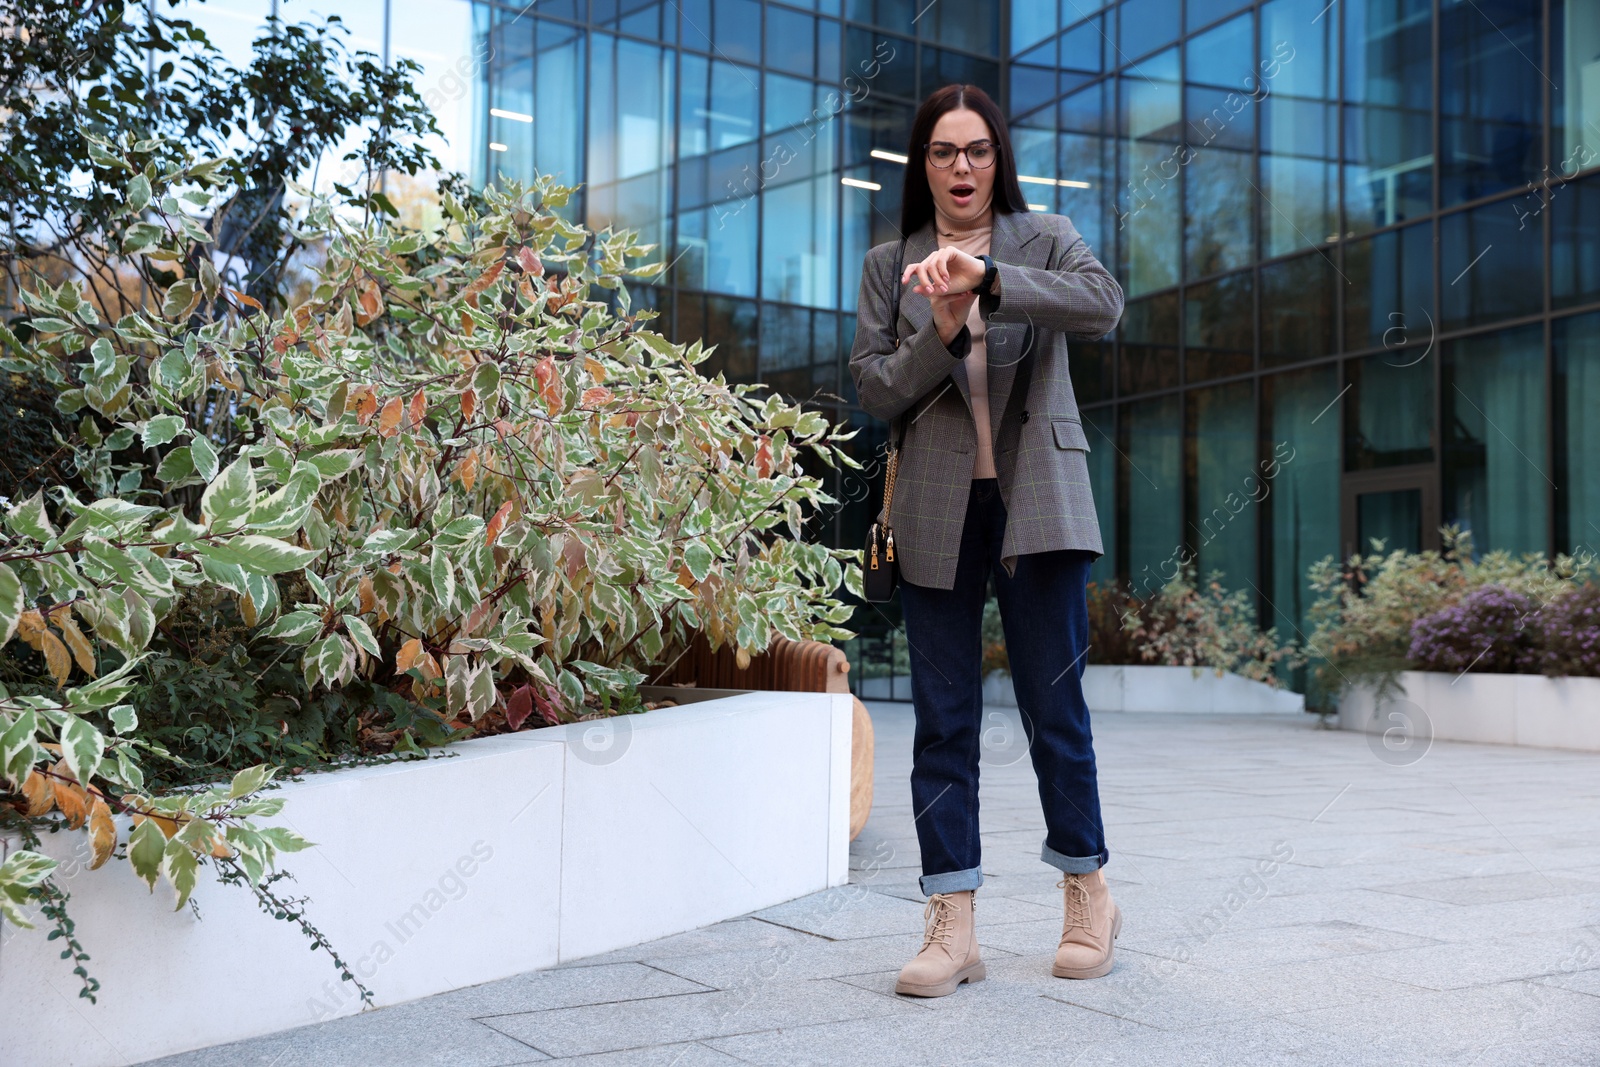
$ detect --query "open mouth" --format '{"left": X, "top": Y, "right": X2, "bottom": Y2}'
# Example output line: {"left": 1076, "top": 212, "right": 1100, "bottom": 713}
{"left": 950, "top": 183, "right": 975, "bottom": 203}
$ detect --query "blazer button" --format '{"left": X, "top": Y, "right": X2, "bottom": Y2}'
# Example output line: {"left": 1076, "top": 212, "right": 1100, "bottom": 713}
{"left": 1019, "top": 410, "right": 1030, "bottom": 424}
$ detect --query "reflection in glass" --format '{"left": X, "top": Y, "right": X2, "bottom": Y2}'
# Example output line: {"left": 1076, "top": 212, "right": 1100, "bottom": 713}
{"left": 1185, "top": 147, "right": 1253, "bottom": 277}
{"left": 1123, "top": 394, "right": 1183, "bottom": 598}
{"left": 1442, "top": 326, "right": 1548, "bottom": 555}
{"left": 760, "top": 303, "right": 814, "bottom": 400}
{"left": 1555, "top": 312, "right": 1600, "bottom": 556}
{"left": 1554, "top": 1, "right": 1600, "bottom": 175}
{"left": 765, "top": 6, "right": 816, "bottom": 76}
{"left": 1185, "top": 271, "right": 1253, "bottom": 381}
{"left": 1070, "top": 340, "right": 1114, "bottom": 405}
{"left": 1118, "top": 50, "right": 1182, "bottom": 296}
{"left": 1357, "top": 490, "right": 1422, "bottom": 554}
{"left": 1552, "top": 173, "right": 1600, "bottom": 310}
{"left": 1260, "top": 251, "right": 1335, "bottom": 367}
{"left": 766, "top": 73, "right": 828, "bottom": 134}
{"left": 1343, "top": 221, "right": 1433, "bottom": 353}
{"left": 587, "top": 35, "right": 673, "bottom": 253}
{"left": 1120, "top": 291, "right": 1180, "bottom": 393}
{"left": 1081, "top": 408, "right": 1119, "bottom": 586}
{"left": 1259, "top": 0, "right": 1337, "bottom": 256}
{"left": 1439, "top": 1, "right": 1540, "bottom": 206}
{"left": 1345, "top": 353, "right": 1433, "bottom": 471}
{"left": 919, "top": 46, "right": 1001, "bottom": 100}
{"left": 762, "top": 174, "right": 838, "bottom": 308}
{"left": 680, "top": 55, "right": 759, "bottom": 159}
{"left": 1118, "top": 0, "right": 1180, "bottom": 60}
{"left": 1060, "top": 15, "right": 1105, "bottom": 73}
{"left": 1343, "top": 0, "right": 1432, "bottom": 232}
{"left": 1263, "top": 364, "right": 1340, "bottom": 641}
{"left": 1187, "top": 381, "right": 1256, "bottom": 592}
{"left": 922, "top": 3, "right": 999, "bottom": 56}
{"left": 1186, "top": 13, "right": 1253, "bottom": 89}
{"left": 1440, "top": 201, "right": 1544, "bottom": 332}
{"left": 674, "top": 202, "right": 757, "bottom": 297}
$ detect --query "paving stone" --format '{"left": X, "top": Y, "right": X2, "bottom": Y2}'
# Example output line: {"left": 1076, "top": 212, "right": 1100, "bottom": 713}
{"left": 1367, "top": 871, "right": 1600, "bottom": 905}
{"left": 426, "top": 962, "right": 713, "bottom": 1017}
{"left": 1340, "top": 928, "right": 1600, "bottom": 991}
{"left": 479, "top": 979, "right": 919, "bottom": 1058}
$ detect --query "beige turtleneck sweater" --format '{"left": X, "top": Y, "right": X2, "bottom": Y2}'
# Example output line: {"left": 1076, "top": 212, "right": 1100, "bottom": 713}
{"left": 934, "top": 210, "right": 997, "bottom": 480}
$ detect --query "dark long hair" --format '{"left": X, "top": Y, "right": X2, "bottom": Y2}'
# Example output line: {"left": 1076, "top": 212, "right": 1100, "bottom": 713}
{"left": 899, "top": 84, "right": 1030, "bottom": 236}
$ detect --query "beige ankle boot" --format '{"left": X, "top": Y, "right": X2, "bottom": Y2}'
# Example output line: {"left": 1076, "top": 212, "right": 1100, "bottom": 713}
{"left": 1052, "top": 869, "right": 1121, "bottom": 979}
{"left": 894, "top": 890, "right": 986, "bottom": 997}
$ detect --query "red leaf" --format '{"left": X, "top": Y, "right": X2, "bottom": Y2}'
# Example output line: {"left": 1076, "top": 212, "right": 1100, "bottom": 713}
{"left": 505, "top": 685, "right": 534, "bottom": 731}
{"left": 486, "top": 500, "right": 513, "bottom": 546}
{"left": 755, "top": 435, "right": 773, "bottom": 478}
{"left": 517, "top": 246, "right": 544, "bottom": 277}
{"left": 532, "top": 684, "right": 564, "bottom": 727}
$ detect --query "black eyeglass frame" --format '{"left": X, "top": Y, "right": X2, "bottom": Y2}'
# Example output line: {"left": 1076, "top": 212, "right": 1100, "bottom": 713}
{"left": 923, "top": 140, "right": 999, "bottom": 169}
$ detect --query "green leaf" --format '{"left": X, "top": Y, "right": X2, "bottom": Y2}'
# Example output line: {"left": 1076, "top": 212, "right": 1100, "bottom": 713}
{"left": 128, "top": 818, "right": 166, "bottom": 890}
{"left": 59, "top": 715, "right": 105, "bottom": 788}
{"left": 155, "top": 445, "right": 196, "bottom": 484}
{"left": 4, "top": 492, "right": 55, "bottom": 543}
{"left": 200, "top": 535, "right": 318, "bottom": 575}
{"left": 161, "top": 278, "right": 198, "bottom": 319}
{"left": 161, "top": 839, "right": 199, "bottom": 910}
{"left": 142, "top": 414, "right": 186, "bottom": 448}
{"left": 430, "top": 551, "right": 456, "bottom": 612}
{"left": 190, "top": 434, "right": 220, "bottom": 482}
{"left": 0, "top": 562, "right": 23, "bottom": 646}
{"left": 342, "top": 614, "right": 381, "bottom": 657}
{"left": 126, "top": 174, "right": 152, "bottom": 212}
{"left": 305, "top": 450, "right": 364, "bottom": 478}
{"left": 683, "top": 542, "right": 714, "bottom": 582}
{"left": 108, "top": 705, "right": 138, "bottom": 734}
{"left": 468, "top": 661, "right": 495, "bottom": 719}
{"left": 228, "top": 765, "right": 270, "bottom": 799}
{"left": 264, "top": 611, "right": 323, "bottom": 643}
{"left": 1, "top": 710, "right": 39, "bottom": 783}
{"left": 258, "top": 826, "right": 312, "bottom": 853}
{"left": 200, "top": 457, "right": 256, "bottom": 529}
{"left": 245, "top": 462, "right": 321, "bottom": 536}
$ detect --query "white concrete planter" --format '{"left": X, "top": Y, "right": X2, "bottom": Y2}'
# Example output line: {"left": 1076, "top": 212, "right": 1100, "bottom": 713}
{"left": 0, "top": 690, "right": 852, "bottom": 1067}
{"left": 1338, "top": 670, "right": 1600, "bottom": 752}
{"left": 983, "top": 664, "right": 1305, "bottom": 714}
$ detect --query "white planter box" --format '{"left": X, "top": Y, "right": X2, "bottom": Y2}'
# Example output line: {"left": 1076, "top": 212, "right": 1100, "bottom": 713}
{"left": 983, "top": 664, "right": 1304, "bottom": 714}
{"left": 1338, "top": 670, "right": 1600, "bottom": 752}
{"left": 0, "top": 690, "right": 852, "bottom": 1067}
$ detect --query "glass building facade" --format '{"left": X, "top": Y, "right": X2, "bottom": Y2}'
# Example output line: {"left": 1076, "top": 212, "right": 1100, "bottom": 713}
{"left": 187, "top": 0, "right": 1600, "bottom": 670}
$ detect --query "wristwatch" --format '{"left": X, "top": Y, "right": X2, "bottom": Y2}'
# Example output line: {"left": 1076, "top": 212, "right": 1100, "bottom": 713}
{"left": 974, "top": 254, "right": 997, "bottom": 297}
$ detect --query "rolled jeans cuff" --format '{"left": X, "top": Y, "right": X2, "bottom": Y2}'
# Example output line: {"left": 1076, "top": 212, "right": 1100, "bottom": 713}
{"left": 920, "top": 865, "right": 983, "bottom": 896}
{"left": 1041, "top": 842, "right": 1108, "bottom": 874}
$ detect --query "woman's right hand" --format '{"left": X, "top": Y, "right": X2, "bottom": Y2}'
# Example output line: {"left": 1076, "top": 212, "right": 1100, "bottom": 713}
{"left": 930, "top": 290, "right": 977, "bottom": 349}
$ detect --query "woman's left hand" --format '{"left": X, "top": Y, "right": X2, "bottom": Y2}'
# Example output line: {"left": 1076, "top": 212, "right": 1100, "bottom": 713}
{"left": 902, "top": 247, "right": 985, "bottom": 298}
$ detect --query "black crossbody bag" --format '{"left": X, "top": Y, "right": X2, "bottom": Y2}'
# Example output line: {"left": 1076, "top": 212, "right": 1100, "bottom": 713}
{"left": 863, "top": 239, "right": 908, "bottom": 603}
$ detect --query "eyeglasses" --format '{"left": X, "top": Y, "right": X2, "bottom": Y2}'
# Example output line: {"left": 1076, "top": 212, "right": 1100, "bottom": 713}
{"left": 925, "top": 140, "right": 997, "bottom": 169}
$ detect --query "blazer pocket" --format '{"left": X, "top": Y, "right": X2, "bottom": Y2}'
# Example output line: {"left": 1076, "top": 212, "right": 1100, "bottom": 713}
{"left": 1051, "top": 417, "right": 1091, "bottom": 451}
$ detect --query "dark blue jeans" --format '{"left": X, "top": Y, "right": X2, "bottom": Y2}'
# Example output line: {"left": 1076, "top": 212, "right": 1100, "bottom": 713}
{"left": 899, "top": 478, "right": 1109, "bottom": 895}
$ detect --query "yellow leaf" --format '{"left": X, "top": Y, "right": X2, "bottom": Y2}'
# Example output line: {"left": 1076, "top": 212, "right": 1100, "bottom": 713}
{"left": 49, "top": 605, "right": 96, "bottom": 677}
{"left": 87, "top": 798, "right": 116, "bottom": 870}
{"left": 459, "top": 449, "right": 479, "bottom": 491}
{"left": 15, "top": 609, "right": 46, "bottom": 650}
{"left": 239, "top": 592, "right": 258, "bottom": 628}
{"left": 462, "top": 259, "right": 505, "bottom": 308}
{"left": 584, "top": 356, "right": 607, "bottom": 384}
{"left": 210, "top": 834, "right": 232, "bottom": 859}
{"left": 378, "top": 396, "right": 403, "bottom": 437}
{"left": 40, "top": 629, "right": 72, "bottom": 687}
{"left": 461, "top": 387, "right": 477, "bottom": 421}
{"left": 395, "top": 637, "right": 423, "bottom": 674}
{"left": 21, "top": 771, "right": 53, "bottom": 817}
{"left": 50, "top": 765, "right": 89, "bottom": 829}
{"left": 407, "top": 388, "right": 427, "bottom": 430}
{"left": 359, "top": 575, "right": 376, "bottom": 615}
{"left": 485, "top": 500, "right": 513, "bottom": 547}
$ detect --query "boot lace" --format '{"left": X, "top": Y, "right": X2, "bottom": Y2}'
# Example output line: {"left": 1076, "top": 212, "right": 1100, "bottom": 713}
{"left": 1058, "top": 874, "right": 1092, "bottom": 932}
{"left": 920, "top": 893, "right": 965, "bottom": 951}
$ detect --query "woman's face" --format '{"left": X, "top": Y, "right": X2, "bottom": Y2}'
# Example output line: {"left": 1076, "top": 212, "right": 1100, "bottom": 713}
{"left": 924, "top": 107, "right": 997, "bottom": 224}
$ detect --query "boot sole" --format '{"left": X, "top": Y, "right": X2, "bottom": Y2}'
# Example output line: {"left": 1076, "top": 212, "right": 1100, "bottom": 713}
{"left": 1052, "top": 906, "right": 1122, "bottom": 980}
{"left": 894, "top": 959, "right": 987, "bottom": 997}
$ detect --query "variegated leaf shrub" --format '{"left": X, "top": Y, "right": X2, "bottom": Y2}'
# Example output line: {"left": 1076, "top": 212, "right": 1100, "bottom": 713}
{"left": 0, "top": 134, "right": 858, "bottom": 990}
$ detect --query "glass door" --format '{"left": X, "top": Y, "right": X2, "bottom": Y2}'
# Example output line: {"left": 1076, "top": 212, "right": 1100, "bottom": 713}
{"left": 1342, "top": 467, "right": 1438, "bottom": 559}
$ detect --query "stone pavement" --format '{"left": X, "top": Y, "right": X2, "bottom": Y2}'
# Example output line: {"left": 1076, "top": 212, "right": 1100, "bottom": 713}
{"left": 145, "top": 702, "right": 1600, "bottom": 1066}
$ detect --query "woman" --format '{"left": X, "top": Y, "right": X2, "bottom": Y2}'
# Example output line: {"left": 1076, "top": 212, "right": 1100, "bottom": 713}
{"left": 848, "top": 84, "right": 1125, "bottom": 998}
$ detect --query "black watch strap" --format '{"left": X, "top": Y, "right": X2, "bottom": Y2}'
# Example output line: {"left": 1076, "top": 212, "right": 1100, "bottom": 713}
{"left": 976, "top": 254, "right": 997, "bottom": 297}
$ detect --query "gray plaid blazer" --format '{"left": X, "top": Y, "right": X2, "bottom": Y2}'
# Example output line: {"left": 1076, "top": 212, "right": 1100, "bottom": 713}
{"left": 848, "top": 210, "right": 1125, "bottom": 590}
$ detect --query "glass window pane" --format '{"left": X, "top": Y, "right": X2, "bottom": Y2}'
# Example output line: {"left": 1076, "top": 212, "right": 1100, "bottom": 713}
{"left": 1186, "top": 86, "right": 1255, "bottom": 150}
{"left": 1059, "top": 129, "right": 1115, "bottom": 265}
{"left": 1260, "top": 101, "right": 1338, "bottom": 257}
{"left": 1081, "top": 408, "right": 1119, "bottom": 586}
{"left": 1553, "top": 0, "right": 1600, "bottom": 175}
{"left": 1442, "top": 325, "right": 1549, "bottom": 555}
{"left": 1071, "top": 340, "right": 1115, "bottom": 404}
{"left": 1012, "top": 0, "right": 1058, "bottom": 55}
{"left": 1554, "top": 172, "right": 1600, "bottom": 310}
{"left": 1060, "top": 16, "right": 1105, "bottom": 74}
{"left": 846, "top": 28, "right": 916, "bottom": 99}
{"left": 1186, "top": 0, "right": 1249, "bottom": 32}
{"left": 1260, "top": 251, "right": 1336, "bottom": 367}
{"left": 762, "top": 173, "right": 839, "bottom": 308}
{"left": 766, "top": 6, "right": 816, "bottom": 76}
{"left": 846, "top": 0, "right": 915, "bottom": 35}
{"left": 1186, "top": 13, "right": 1253, "bottom": 89}
{"left": 1012, "top": 63, "right": 1059, "bottom": 119}
{"left": 919, "top": 46, "right": 1000, "bottom": 99}
{"left": 1185, "top": 270, "right": 1253, "bottom": 381}
{"left": 1263, "top": 364, "right": 1340, "bottom": 642}
{"left": 765, "top": 73, "right": 826, "bottom": 134}
{"left": 1555, "top": 311, "right": 1600, "bottom": 555}
{"left": 1440, "top": 1, "right": 1541, "bottom": 206}
{"left": 699, "top": 295, "right": 759, "bottom": 382}
{"left": 674, "top": 201, "right": 758, "bottom": 296}
{"left": 1343, "top": 0, "right": 1433, "bottom": 233}
{"left": 1343, "top": 220, "right": 1434, "bottom": 353}
{"left": 1440, "top": 200, "right": 1545, "bottom": 332}
{"left": 586, "top": 36, "right": 673, "bottom": 252}
{"left": 1120, "top": 291, "right": 1180, "bottom": 394}
{"left": 1345, "top": 353, "right": 1434, "bottom": 471}
{"left": 1187, "top": 381, "right": 1257, "bottom": 592}
{"left": 760, "top": 303, "right": 813, "bottom": 399}
{"left": 391, "top": 0, "right": 479, "bottom": 181}
{"left": 1185, "top": 147, "right": 1253, "bottom": 276}
{"left": 923, "top": 3, "right": 998, "bottom": 55}
{"left": 1123, "top": 394, "right": 1184, "bottom": 597}
{"left": 680, "top": 56, "right": 759, "bottom": 158}
{"left": 1119, "top": 50, "right": 1182, "bottom": 296}
{"left": 1119, "top": 0, "right": 1181, "bottom": 61}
